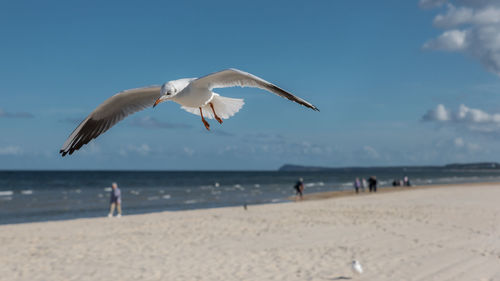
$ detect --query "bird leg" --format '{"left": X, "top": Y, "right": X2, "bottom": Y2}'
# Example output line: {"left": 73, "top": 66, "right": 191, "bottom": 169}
{"left": 209, "top": 103, "right": 223, "bottom": 124}
{"left": 200, "top": 108, "right": 210, "bottom": 130}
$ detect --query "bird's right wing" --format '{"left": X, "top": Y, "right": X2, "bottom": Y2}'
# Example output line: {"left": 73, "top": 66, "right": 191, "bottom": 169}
{"left": 60, "top": 86, "right": 161, "bottom": 157}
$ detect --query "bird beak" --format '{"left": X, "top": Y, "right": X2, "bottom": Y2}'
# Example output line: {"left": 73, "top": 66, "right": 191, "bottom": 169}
{"left": 153, "top": 98, "right": 162, "bottom": 108}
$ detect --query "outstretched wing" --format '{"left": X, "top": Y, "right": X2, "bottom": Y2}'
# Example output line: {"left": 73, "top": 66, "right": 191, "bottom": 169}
{"left": 60, "top": 86, "right": 161, "bottom": 157}
{"left": 189, "top": 68, "right": 319, "bottom": 111}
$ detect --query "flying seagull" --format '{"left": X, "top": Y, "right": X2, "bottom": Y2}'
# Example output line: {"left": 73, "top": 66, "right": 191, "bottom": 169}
{"left": 60, "top": 68, "right": 319, "bottom": 156}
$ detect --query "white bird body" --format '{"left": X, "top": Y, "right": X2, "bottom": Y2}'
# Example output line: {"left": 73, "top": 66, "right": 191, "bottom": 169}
{"left": 164, "top": 78, "right": 200, "bottom": 107}
{"left": 352, "top": 260, "right": 363, "bottom": 275}
{"left": 60, "top": 68, "right": 318, "bottom": 156}
{"left": 173, "top": 82, "right": 212, "bottom": 108}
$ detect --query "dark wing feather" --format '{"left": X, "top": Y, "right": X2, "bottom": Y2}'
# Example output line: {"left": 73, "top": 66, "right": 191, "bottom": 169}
{"left": 60, "top": 86, "right": 161, "bottom": 156}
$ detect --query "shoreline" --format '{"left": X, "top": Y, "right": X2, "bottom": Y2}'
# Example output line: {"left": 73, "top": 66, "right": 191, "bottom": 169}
{"left": 298, "top": 180, "right": 500, "bottom": 201}
{"left": 2, "top": 181, "right": 499, "bottom": 226}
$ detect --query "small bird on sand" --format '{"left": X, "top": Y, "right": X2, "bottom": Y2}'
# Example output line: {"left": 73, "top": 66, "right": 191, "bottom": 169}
{"left": 352, "top": 260, "right": 363, "bottom": 275}
{"left": 60, "top": 68, "right": 319, "bottom": 156}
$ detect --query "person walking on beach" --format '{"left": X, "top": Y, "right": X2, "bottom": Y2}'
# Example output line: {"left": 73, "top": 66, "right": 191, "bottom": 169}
{"left": 354, "top": 178, "right": 361, "bottom": 193}
{"left": 108, "top": 182, "right": 122, "bottom": 218}
{"left": 361, "top": 178, "right": 367, "bottom": 192}
{"left": 368, "top": 176, "right": 378, "bottom": 192}
{"left": 294, "top": 178, "right": 304, "bottom": 201}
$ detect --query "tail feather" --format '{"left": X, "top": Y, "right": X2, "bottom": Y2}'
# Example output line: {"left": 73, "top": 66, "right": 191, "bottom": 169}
{"left": 181, "top": 94, "right": 244, "bottom": 119}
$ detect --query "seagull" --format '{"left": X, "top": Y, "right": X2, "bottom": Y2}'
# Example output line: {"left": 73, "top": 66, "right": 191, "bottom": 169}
{"left": 351, "top": 260, "right": 363, "bottom": 275}
{"left": 60, "top": 68, "right": 319, "bottom": 156}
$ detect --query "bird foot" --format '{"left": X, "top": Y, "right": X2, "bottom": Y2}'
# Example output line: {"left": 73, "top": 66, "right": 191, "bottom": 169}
{"left": 209, "top": 103, "right": 223, "bottom": 124}
{"left": 203, "top": 120, "right": 210, "bottom": 130}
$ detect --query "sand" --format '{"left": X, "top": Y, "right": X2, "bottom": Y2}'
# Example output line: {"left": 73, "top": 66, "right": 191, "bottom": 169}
{"left": 1, "top": 183, "right": 500, "bottom": 281}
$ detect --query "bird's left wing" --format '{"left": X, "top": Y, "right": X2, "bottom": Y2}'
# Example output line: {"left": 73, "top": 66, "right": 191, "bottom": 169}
{"left": 60, "top": 86, "right": 161, "bottom": 157}
{"left": 190, "top": 68, "right": 319, "bottom": 111}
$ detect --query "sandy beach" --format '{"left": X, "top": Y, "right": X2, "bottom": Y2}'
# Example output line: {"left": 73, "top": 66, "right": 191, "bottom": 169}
{"left": 1, "top": 183, "right": 499, "bottom": 281}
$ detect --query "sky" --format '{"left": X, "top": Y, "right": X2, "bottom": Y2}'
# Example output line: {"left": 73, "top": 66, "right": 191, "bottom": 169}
{"left": 1, "top": 0, "right": 500, "bottom": 170}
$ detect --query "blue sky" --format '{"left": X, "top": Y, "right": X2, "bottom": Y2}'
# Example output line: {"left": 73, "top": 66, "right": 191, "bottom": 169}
{"left": 1, "top": 0, "right": 500, "bottom": 170}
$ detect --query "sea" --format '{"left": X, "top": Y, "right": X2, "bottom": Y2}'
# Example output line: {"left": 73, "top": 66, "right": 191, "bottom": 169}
{"left": 1, "top": 167, "right": 500, "bottom": 225}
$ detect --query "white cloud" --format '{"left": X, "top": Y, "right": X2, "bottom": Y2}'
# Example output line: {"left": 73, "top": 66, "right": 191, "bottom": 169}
{"left": 423, "top": 29, "right": 467, "bottom": 50}
{"left": 421, "top": 1, "right": 500, "bottom": 76}
{"left": 433, "top": 5, "right": 474, "bottom": 28}
{"left": 0, "top": 145, "right": 23, "bottom": 156}
{"left": 424, "top": 104, "right": 500, "bottom": 124}
{"left": 422, "top": 104, "right": 500, "bottom": 134}
{"left": 453, "top": 137, "right": 481, "bottom": 151}
{"left": 422, "top": 104, "right": 450, "bottom": 121}
{"left": 432, "top": 4, "right": 500, "bottom": 28}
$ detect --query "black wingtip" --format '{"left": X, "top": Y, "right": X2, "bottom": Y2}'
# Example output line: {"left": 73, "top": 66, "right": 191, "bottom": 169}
{"left": 309, "top": 104, "right": 320, "bottom": 112}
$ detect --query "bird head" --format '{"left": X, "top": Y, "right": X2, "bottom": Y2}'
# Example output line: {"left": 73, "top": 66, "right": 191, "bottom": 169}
{"left": 154, "top": 82, "right": 177, "bottom": 107}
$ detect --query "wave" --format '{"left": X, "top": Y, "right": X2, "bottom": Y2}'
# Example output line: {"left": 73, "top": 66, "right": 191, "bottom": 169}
{"left": 234, "top": 184, "right": 244, "bottom": 191}
{"left": 21, "top": 190, "right": 33, "bottom": 195}
{"left": 162, "top": 194, "right": 171, "bottom": 199}
{"left": 0, "top": 191, "right": 13, "bottom": 196}
{"left": 378, "top": 180, "right": 389, "bottom": 186}
{"left": 305, "top": 181, "right": 326, "bottom": 188}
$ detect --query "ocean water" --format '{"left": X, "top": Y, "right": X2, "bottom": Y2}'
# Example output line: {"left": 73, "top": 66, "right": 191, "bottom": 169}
{"left": 1, "top": 168, "right": 500, "bottom": 224}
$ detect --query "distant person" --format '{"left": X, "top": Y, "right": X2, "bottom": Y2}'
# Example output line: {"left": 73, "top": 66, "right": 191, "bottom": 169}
{"left": 404, "top": 176, "right": 411, "bottom": 187}
{"left": 361, "top": 178, "right": 367, "bottom": 192}
{"left": 354, "top": 178, "right": 361, "bottom": 193}
{"left": 108, "top": 182, "right": 122, "bottom": 218}
{"left": 392, "top": 179, "right": 398, "bottom": 187}
{"left": 368, "top": 176, "right": 378, "bottom": 192}
{"left": 294, "top": 178, "right": 304, "bottom": 201}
